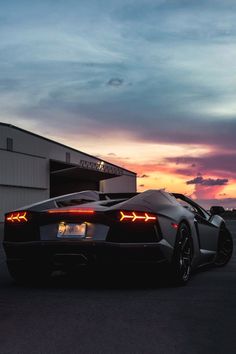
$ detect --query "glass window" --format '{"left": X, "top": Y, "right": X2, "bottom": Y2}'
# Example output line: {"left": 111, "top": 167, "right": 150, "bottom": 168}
{"left": 174, "top": 195, "right": 210, "bottom": 220}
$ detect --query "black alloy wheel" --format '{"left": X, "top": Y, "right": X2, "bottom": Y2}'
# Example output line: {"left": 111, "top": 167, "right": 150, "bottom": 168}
{"left": 214, "top": 226, "right": 233, "bottom": 267}
{"left": 171, "top": 223, "right": 193, "bottom": 285}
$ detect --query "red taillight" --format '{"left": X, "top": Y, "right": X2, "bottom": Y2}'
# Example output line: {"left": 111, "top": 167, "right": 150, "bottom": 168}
{"left": 119, "top": 211, "right": 157, "bottom": 222}
{"left": 47, "top": 209, "right": 94, "bottom": 214}
{"left": 6, "top": 211, "right": 28, "bottom": 223}
{"left": 171, "top": 223, "right": 179, "bottom": 229}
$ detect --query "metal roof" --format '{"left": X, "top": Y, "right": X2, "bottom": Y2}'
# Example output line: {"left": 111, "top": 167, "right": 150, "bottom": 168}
{"left": 51, "top": 165, "right": 119, "bottom": 182}
{"left": 0, "top": 122, "right": 136, "bottom": 175}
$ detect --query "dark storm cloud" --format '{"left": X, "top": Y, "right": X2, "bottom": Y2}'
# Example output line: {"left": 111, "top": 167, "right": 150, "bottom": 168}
{"left": 186, "top": 176, "right": 203, "bottom": 185}
{"left": 135, "top": 118, "right": 236, "bottom": 150}
{"left": 186, "top": 176, "right": 228, "bottom": 186}
{"left": 107, "top": 78, "right": 124, "bottom": 87}
{"left": 166, "top": 153, "right": 236, "bottom": 175}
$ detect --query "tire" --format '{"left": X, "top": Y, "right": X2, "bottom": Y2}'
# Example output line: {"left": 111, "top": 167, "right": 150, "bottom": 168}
{"left": 170, "top": 223, "right": 193, "bottom": 286}
{"left": 7, "top": 261, "right": 52, "bottom": 285}
{"left": 214, "top": 226, "right": 233, "bottom": 267}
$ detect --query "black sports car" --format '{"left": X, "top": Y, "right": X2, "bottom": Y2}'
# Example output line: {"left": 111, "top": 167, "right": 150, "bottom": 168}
{"left": 3, "top": 189, "right": 233, "bottom": 285}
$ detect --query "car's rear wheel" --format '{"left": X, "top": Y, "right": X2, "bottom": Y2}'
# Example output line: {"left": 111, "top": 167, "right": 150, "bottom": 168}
{"left": 214, "top": 226, "right": 233, "bottom": 267}
{"left": 170, "top": 223, "right": 193, "bottom": 286}
{"left": 7, "top": 261, "right": 52, "bottom": 285}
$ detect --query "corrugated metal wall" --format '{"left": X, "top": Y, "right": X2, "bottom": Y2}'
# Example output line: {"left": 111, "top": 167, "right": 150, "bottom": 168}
{"left": 0, "top": 150, "right": 48, "bottom": 188}
{"left": 0, "top": 148, "right": 49, "bottom": 219}
{"left": 100, "top": 175, "right": 137, "bottom": 193}
{"left": 0, "top": 125, "right": 100, "bottom": 166}
{"left": 0, "top": 186, "right": 49, "bottom": 216}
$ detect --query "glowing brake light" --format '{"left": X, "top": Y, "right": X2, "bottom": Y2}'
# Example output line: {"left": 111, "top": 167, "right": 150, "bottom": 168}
{"left": 171, "top": 223, "right": 179, "bottom": 229}
{"left": 119, "top": 211, "right": 157, "bottom": 222}
{"left": 6, "top": 212, "right": 28, "bottom": 223}
{"left": 47, "top": 209, "right": 94, "bottom": 214}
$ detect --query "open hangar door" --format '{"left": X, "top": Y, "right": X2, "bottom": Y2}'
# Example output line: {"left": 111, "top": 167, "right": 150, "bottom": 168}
{"left": 49, "top": 160, "right": 118, "bottom": 197}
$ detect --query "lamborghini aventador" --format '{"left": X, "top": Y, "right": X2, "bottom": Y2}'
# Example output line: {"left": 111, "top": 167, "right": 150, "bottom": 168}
{"left": 3, "top": 190, "right": 233, "bottom": 285}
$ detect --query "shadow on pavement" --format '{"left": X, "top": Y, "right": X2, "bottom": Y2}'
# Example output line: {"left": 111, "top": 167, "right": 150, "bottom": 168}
{"left": 9, "top": 263, "right": 201, "bottom": 291}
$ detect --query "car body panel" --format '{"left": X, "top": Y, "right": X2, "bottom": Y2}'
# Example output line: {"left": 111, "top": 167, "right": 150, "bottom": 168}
{"left": 3, "top": 189, "right": 229, "bottom": 273}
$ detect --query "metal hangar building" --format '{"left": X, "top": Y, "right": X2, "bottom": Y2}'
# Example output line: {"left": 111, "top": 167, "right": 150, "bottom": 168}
{"left": 0, "top": 123, "right": 136, "bottom": 220}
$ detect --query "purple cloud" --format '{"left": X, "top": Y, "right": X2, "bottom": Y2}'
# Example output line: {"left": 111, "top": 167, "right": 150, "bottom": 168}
{"left": 186, "top": 176, "right": 228, "bottom": 186}
{"left": 175, "top": 168, "right": 197, "bottom": 176}
{"left": 166, "top": 153, "right": 236, "bottom": 176}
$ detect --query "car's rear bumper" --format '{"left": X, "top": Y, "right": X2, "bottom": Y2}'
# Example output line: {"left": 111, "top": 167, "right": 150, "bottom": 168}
{"left": 3, "top": 240, "right": 172, "bottom": 268}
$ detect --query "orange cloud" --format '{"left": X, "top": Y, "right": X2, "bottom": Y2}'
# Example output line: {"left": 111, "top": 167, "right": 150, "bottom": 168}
{"left": 193, "top": 184, "right": 226, "bottom": 199}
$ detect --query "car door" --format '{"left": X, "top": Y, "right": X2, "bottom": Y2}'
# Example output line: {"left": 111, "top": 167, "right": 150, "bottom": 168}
{"left": 193, "top": 210, "right": 219, "bottom": 252}
{"left": 174, "top": 194, "right": 219, "bottom": 252}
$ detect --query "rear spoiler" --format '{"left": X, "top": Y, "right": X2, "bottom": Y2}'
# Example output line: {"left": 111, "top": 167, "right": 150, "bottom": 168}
{"left": 102, "top": 193, "right": 139, "bottom": 200}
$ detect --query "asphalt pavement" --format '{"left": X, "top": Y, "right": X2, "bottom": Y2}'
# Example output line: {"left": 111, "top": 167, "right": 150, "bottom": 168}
{"left": 0, "top": 222, "right": 236, "bottom": 354}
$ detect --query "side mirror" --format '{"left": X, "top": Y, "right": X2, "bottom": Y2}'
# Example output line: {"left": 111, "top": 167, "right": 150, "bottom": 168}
{"left": 210, "top": 206, "right": 225, "bottom": 215}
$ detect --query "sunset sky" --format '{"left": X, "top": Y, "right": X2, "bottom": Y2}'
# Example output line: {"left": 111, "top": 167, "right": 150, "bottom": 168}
{"left": 0, "top": 0, "right": 236, "bottom": 207}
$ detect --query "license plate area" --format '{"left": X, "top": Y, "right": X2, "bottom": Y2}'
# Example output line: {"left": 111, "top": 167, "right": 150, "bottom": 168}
{"left": 57, "top": 222, "right": 87, "bottom": 239}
